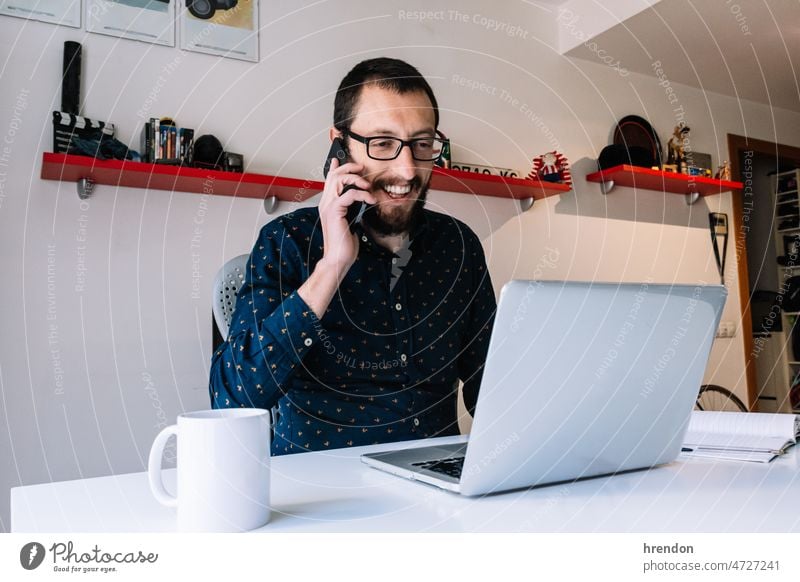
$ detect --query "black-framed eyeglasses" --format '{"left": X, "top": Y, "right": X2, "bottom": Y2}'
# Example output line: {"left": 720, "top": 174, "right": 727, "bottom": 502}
{"left": 345, "top": 130, "right": 446, "bottom": 162}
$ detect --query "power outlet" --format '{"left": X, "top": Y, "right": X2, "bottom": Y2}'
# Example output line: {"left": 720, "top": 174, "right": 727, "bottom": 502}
{"left": 716, "top": 321, "right": 736, "bottom": 338}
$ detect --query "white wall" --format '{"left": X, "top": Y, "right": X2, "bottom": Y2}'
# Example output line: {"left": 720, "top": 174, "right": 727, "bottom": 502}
{"left": 557, "top": 0, "right": 659, "bottom": 54}
{"left": 3, "top": 0, "right": 800, "bottom": 532}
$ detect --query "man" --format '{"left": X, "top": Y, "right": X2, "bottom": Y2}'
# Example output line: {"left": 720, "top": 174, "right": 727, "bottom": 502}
{"left": 210, "top": 57, "right": 496, "bottom": 455}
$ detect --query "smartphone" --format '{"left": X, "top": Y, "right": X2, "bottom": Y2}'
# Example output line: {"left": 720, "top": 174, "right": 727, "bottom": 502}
{"left": 323, "top": 137, "right": 365, "bottom": 232}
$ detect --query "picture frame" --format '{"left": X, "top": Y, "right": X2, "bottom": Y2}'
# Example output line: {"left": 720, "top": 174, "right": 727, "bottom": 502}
{"left": 86, "top": 0, "right": 176, "bottom": 47}
{"left": 1, "top": 0, "right": 81, "bottom": 28}
{"left": 180, "top": 0, "right": 259, "bottom": 63}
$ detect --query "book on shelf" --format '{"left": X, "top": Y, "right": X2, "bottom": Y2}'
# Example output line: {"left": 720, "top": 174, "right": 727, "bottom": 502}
{"left": 159, "top": 118, "right": 177, "bottom": 162}
{"left": 139, "top": 118, "right": 154, "bottom": 163}
{"left": 682, "top": 411, "right": 799, "bottom": 463}
{"left": 139, "top": 117, "right": 193, "bottom": 165}
{"left": 179, "top": 128, "right": 194, "bottom": 163}
{"left": 139, "top": 117, "right": 160, "bottom": 162}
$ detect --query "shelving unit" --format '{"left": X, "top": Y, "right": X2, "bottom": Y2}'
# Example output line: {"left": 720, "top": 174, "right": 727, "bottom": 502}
{"left": 585, "top": 164, "right": 743, "bottom": 204}
{"left": 41, "top": 152, "right": 570, "bottom": 212}
{"left": 769, "top": 168, "right": 800, "bottom": 413}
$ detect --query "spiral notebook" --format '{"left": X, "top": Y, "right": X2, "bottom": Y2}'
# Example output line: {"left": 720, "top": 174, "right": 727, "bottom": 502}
{"left": 682, "top": 411, "right": 800, "bottom": 463}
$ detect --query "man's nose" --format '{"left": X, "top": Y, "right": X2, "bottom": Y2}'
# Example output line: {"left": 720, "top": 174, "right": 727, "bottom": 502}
{"left": 391, "top": 143, "right": 419, "bottom": 181}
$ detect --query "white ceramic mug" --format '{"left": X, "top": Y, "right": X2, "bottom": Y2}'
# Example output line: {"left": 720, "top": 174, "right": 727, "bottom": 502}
{"left": 148, "top": 408, "right": 271, "bottom": 532}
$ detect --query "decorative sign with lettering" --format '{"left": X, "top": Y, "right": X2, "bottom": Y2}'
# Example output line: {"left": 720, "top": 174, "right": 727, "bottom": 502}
{"left": 450, "top": 162, "right": 519, "bottom": 178}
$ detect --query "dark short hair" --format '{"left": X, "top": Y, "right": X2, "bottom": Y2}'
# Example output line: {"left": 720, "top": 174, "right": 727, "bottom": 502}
{"left": 333, "top": 57, "right": 439, "bottom": 135}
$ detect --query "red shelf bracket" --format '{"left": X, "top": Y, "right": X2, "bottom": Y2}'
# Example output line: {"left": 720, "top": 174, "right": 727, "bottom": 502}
{"left": 77, "top": 177, "right": 95, "bottom": 200}
{"left": 263, "top": 196, "right": 279, "bottom": 214}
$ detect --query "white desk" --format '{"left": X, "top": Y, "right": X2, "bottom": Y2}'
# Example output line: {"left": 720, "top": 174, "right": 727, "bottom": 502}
{"left": 11, "top": 436, "right": 800, "bottom": 532}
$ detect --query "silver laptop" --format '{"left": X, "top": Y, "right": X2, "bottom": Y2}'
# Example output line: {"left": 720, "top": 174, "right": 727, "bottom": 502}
{"left": 361, "top": 280, "right": 727, "bottom": 496}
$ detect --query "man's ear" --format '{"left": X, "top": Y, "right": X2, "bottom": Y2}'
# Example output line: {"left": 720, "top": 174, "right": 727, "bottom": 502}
{"left": 329, "top": 127, "right": 342, "bottom": 142}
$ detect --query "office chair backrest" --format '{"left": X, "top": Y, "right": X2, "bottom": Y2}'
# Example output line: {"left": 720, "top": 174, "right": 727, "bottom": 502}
{"left": 211, "top": 253, "right": 281, "bottom": 435}
{"left": 212, "top": 253, "right": 249, "bottom": 339}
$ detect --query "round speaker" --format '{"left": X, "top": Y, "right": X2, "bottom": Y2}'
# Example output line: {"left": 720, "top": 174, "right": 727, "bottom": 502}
{"left": 192, "top": 134, "right": 224, "bottom": 170}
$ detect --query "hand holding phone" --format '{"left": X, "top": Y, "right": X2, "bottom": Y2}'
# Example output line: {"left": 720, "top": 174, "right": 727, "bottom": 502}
{"left": 323, "top": 138, "right": 367, "bottom": 232}
{"left": 295, "top": 141, "right": 375, "bottom": 317}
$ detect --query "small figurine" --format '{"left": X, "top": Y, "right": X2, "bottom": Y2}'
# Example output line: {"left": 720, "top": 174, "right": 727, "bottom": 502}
{"left": 715, "top": 161, "right": 732, "bottom": 181}
{"left": 527, "top": 151, "right": 572, "bottom": 188}
{"left": 666, "top": 122, "right": 690, "bottom": 168}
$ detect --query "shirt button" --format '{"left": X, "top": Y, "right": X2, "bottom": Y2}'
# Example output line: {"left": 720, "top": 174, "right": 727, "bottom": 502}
{"left": 413, "top": 418, "right": 420, "bottom": 427}
{"left": 392, "top": 258, "right": 398, "bottom": 264}
{"left": 361, "top": 235, "right": 368, "bottom": 243}
{"left": 395, "top": 303, "right": 402, "bottom": 311}
{"left": 304, "top": 338, "right": 313, "bottom": 347}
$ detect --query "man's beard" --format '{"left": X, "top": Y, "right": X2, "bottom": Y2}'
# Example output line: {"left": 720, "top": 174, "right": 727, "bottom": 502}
{"left": 361, "top": 176, "right": 429, "bottom": 236}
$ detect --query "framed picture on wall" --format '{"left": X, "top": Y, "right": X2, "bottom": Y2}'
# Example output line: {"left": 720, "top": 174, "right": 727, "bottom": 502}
{"left": 1, "top": 0, "right": 81, "bottom": 28}
{"left": 180, "top": 0, "right": 258, "bottom": 62}
{"left": 86, "top": 0, "right": 176, "bottom": 47}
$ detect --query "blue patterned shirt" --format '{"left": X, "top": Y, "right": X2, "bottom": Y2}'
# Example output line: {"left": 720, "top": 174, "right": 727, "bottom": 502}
{"left": 209, "top": 206, "right": 496, "bottom": 455}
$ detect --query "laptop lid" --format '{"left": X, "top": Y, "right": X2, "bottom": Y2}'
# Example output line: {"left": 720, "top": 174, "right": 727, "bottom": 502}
{"left": 459, "top": 280, "right": 727, "bottom": 496}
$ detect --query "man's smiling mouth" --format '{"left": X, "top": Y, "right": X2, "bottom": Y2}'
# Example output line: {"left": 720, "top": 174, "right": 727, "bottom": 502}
{"left": 381, "top": 183, "right": 413, "bottom": 199}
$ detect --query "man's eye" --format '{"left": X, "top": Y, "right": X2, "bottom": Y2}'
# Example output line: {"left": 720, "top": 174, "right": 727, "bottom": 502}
{"left": 414, "top": 140, "right": 433, "bottom": 149}
{"left": 372, "top": 139, "right": 397, "bottom": 149}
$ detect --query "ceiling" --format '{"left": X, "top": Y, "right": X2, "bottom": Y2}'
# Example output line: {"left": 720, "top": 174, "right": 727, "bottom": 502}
{"left": 564, "top": 0, "right": 800, "bottom": 113}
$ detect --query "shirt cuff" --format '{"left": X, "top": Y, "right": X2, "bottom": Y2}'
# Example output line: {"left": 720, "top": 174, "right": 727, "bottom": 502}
{"left": 260, "top": 291, "right": 324, "bottom": 368}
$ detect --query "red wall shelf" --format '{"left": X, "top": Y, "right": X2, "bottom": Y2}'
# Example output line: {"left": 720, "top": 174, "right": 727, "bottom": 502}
{"left": 431, "top": 167, "right": 570, "bottom": 200}
{"left": 41, "top": 152, "right": 570, "bottom": 209}
{"left": 41, "top": 152, "right": 322, "bottom": 201}
{"left": 585, "top": 164, "right": 743, "bottom": 201}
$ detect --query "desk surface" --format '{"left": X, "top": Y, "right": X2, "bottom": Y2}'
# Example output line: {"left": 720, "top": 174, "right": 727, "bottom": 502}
{"left": 11, "top": 436, "right": 800, "bottom": 532}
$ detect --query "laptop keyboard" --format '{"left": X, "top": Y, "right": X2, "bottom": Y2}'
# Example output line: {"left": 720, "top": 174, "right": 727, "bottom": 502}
{"left": 412, "top": 456, "right": 465, "bottom": 479}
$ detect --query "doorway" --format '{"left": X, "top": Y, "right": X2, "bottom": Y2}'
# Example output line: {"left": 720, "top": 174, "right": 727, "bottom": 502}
{"left": 728, "top": 134, "right": 800, "bottom": 412}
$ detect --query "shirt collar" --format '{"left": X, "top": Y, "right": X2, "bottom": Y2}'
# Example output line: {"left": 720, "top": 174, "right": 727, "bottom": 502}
{"left": 355, "top": 210, "right": 431, "bottom": 256}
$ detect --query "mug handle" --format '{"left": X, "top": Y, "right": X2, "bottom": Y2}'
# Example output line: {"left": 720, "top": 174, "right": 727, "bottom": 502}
{"left": 148, "top": 424, "right": 178, "bottom": 507}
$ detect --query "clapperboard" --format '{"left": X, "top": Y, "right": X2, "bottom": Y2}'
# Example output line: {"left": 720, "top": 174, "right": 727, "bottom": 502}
{"left": 52, "top": 111, "right": 115, "bottom": 154}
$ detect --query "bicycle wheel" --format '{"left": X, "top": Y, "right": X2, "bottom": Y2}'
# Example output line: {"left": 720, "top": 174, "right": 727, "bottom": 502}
{"left": 695, "top": 384, "right": 747, "bottom": 412}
